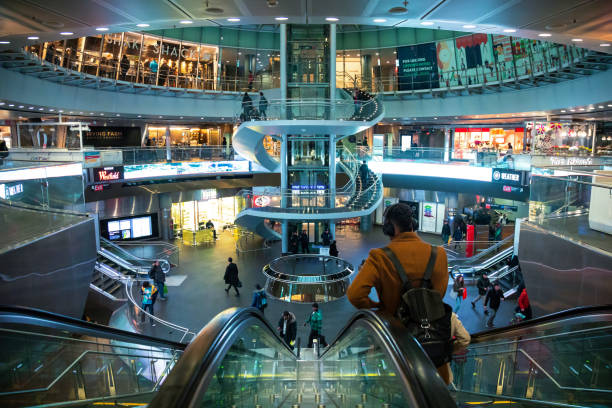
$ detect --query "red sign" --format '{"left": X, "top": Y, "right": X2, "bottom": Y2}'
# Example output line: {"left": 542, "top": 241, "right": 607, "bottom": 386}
{"left": 503, "top": 185, "right": 512, "bottom": 192}
{"left": 253, "top": 195, "right": 271, "bottom": 208}
{"left": 93, "top": 184, "right": 104, "bottom": 192}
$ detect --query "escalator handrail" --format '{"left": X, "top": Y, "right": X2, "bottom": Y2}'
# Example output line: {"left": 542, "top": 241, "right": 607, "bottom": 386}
{"left": 469, "top": 304, "right": 612, "bottom": 342}
{"left": 319, "top": 309, "right": 456, "bottom": 408}
{"left": 148, "top": 307, "right": 294, "bottom": 408}
{"left": 0, "top": 305, "right": 187, "bottom": 350}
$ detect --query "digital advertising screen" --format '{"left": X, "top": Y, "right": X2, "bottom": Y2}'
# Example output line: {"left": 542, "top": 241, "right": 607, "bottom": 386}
{"left": 397, "top": 42, "right": 440, "bottom": 91}
{"left": 101, "top": 214, "right": 158, "bottom": 241}
{"left": 123, "top": 160, "right": 251, "bottom": 180}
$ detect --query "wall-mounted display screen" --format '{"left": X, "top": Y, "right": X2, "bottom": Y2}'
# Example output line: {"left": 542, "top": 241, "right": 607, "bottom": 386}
{"left": 101, "top": 214, "right": 158, "bottom": 241}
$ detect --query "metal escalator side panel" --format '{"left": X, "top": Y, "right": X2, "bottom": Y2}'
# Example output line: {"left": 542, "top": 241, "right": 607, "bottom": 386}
{"left": 148, "top": 307, "right": 296, "bottom": 408}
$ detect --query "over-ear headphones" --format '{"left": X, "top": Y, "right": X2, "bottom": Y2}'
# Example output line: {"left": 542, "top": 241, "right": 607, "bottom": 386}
{"left": 382, "top": 218, "right": 395, "bottom": 236}
{"left": 383, "top": 203, "right": 414, "bottom": 236}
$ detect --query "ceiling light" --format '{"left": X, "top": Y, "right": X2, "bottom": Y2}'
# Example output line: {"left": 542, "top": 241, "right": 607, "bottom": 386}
{"left": 561, "top": 110, "right": 566, "bottom": 113}
{"left": 96, "top": 27, "right": 109, "bottom": 32}
{"left": 58, "top": 110, "right": 63, "bottom": 113}
{"left": 227, "top": 18, "right": 240, "bottom": 22}
{"left": 8, "top": 104, "right": 14, "bottom": 107}
{"left": 60, "top": 32, "right": 73, "bottom": 36}
{"left": 608, "top": 104, "right": 612, "bottom": 107}
{"left": 159, "top": 116, "right": 163, "bottom": 118}
{"left": 0, "top": 41, "right": 10, "bottom": 44}
{"left": 18, "top": 105, "right": 23, "bottom": 108}
{"left": 137, "top": 23, "right": 150, "bottom": 28}
{"left": 38, "top": 108, "right": 44, "bottom": 110}
{"left": 374, "top": 18, "right": 387, "bottom": 23}
{"left": 579, "top": 108, "right": 585, "bottom": 111}
{"left": 571, "top": 38, "right": 583, "bottom": 42}
{"left": 180, "top": 20, "right": 193, "bottom": 24}
{"left": 138, "top": 115, "right": 142, "bottom": 117}
{"left": 570, "top": 109, "right": 575, "bottom": 112}
{"left": 27, "top": 36, "right": 39, "bottom": 40}
{"left": 538, "top": 33, "right": 551, "bottom": 37}
{"left": 0, "top": 102, "right": 4, "bottom": 105}
{"left": 275, "top": 17, "right": 288, "bottom": 21}
{"left": 434, "top": 117, "right": 438, "bottom": 119}
{"left": 463, "top": 25, "right": 476, "bottom": 29}
{"left": 598, "top": 105, "right": 604, "bottom": 108}
{"left": 503, "top": 29, "right": 516, "bottom": 33}
{"left": 200, "top": 117, "right": 204, "bottom": 119}
{"left": 326, "top": 17, "right": 339, "bottom": 22}
{"left": 588, "top": 107, "right": 594, "bottom": 110}
{"left": 28, "top": 107, "right": 34, "bottom": 109}
{"left": 420, "top": 21, "right": 434, "bottom": 26}
{"left": 601, "top": 43, "right": 611, "bottom": 47}
{"left": 116, "top": 114, "right": 120, "bottom": 117}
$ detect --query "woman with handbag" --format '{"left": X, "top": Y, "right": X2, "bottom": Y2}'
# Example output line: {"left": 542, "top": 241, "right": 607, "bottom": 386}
{"left": 452, "top": 274, "right": 465, "bottom": 313}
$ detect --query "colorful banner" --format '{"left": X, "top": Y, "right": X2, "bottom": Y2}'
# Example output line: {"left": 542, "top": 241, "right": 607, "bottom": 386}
{"left": 123, "top": 160, "right": 250, "bottom": 180}
{"left": 436, "top": 39, "right": 459, "bottom": 86}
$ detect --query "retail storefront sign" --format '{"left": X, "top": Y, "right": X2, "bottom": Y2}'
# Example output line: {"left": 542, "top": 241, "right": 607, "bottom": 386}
{"left": 93, "top": 166, "right": 124, "bottom": 183}
{"left": 0, "top": 183, "right": 23, "bottom": 199}
{"left": 492, "top": 168, "right": 524, "bottom": 186}
{"left": 123, "top": 160, "right": 250, "bottom": 180}
{"left": 253, "top": 195, "right": 271, "bottom": 208}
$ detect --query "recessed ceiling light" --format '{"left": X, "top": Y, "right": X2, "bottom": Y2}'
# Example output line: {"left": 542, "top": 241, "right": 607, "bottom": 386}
{"left": 420, "top": 21, "right": 434, "bottom": 26}
{"left": 463, "top": 25, "right": 476, "bottom": 29}
{"left": 27, "top": 36, "right": 39, "bottom": 40}
{"left": 570, "top": 109, "right": 575, "bottom": 112}
{"left": 136, "top": 23, "right": 150, "bottom": 28}
{"left": 579, "top": 108, "right": 585, "bottom": 111}
{"left": 8, "top": 104, "right": 14, "bottom": 107}
{"left": 116, "top": 114, "right": 120, "bottom": 117}
{"left": 597, "top": 105, "right": 603, "bottom": 108}
{"left": 571, "top": 38, "right": 583, "bottom": 42}
{"left": 79, "top": 112, "right": 83, "bottom": 114}
{"left": 60, "top": 32, "right": 73, "bottom": 36}
{"left": 28, "top": 106, "right": 34, "bottom": 109}
{"left": 326, "top": 17, "right": 339, "bottom": 22}
{"left": 49, "top": 109, "right": 54, "bottom": 111}
{"left": 393, "top": 118, "right": 397, "bottom": 120}
{"left": 601, "top": 43, "right": 611, "bottom": 47}
{"left": 503, "top": 29, "right": 516, "bottom": 33}
{"left": 38, "top": 107, "right": 44, "bottom": 110}
{"left": 434, "top": 117, "right": 438, "bottom": 119}
{"left": 538, "top": 33, "right": 551, "bottom": 37}
{"left": 0, "top": 102, "right": 4, "bottom": 106}
{"left": 58, "top": 110, "right": 63, "bottom": 113}
{"left": 374, "top": 18, "right": 387, "bottom": 23}
{"left": 561, "top": 110, "right": 566, "bottom": 113}
{"left": 180, "top": 20, "right": 193, "bottom": 24}
{"left": 227, "top": 18, "right": 240, "bottom": 22}
{"left": 0, "top": 41, "right": 10, "bottom": 44}
{"left": 138, "top": 115, "right": 142, "bottom": 117}
{"left": 96, "top": 27, "right": 109, "bottom": 32}
{"left": 588, "top": 107, "right": 594, "bottom": 110}
{"left": 608, "top": 104, "right": 612, "bottom": 107}
{"left": 275, "top": 17, "right": 288, "bottom": 21}
{"left": 18, "top": 105, "right": 23, "bottom": 108}
{"left": 159, "top": 116, "right": 163, "bottom": 118}
{"left": 200, "top": 117, "right": 204, "bottom": 119}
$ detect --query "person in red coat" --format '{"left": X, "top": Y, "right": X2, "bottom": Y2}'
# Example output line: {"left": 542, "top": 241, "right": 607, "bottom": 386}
{"left": 517, "top": 288, "right": 532, "bottom": 320}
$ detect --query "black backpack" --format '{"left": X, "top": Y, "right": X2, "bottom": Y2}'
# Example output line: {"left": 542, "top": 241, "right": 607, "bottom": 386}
{"left": 382, "top": 245, "right": 453, "bottom": 368}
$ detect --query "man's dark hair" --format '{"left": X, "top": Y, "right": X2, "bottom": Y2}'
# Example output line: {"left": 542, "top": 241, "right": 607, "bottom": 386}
{"left": 256, "top": 284, "right": 262, "bottom": 290}
{"left": 282, "top": 310, "right": 290, "bottom": 317}
{"left": 142, "top": 281, "right": 150, "bottom": 288}
{"left": 228, "top": 257, "right": 233, "bottom": 263}
{"left": 383, "top": 203, "right": 415, "bottom": 233}
{"left": 312, "top": 302, "right": 319, "bottom": 310}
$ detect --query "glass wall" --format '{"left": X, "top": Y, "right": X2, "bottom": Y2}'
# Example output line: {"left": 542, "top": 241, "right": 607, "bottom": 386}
{"left": 27, "top": 29, "right": 587, "bottom": 94}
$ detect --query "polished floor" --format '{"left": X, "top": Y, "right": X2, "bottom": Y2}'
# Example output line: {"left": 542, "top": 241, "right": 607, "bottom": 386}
{"left": 127, "top": 225, "right": 516, "bottom": 343}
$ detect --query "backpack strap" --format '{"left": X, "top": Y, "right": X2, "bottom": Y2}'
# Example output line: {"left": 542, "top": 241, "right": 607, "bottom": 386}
{"left": 422, "top": 245, "right": 438, "bottom": 287}
{"left": 382, "top": 247, "right": 412, "bottom": 287}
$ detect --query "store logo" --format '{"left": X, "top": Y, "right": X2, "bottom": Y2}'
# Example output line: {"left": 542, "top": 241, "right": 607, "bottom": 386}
{"left": 0, "top": 183, "right": 23, "bottom": 199}
{"left": 253, "top": 195, "right": 271, "bottom": 208}
{"left": 493, "top": 170, "right": 501, "bottom": 181}
{"left": 94, "top": 166, "right": 124, "bottom": 183}
{"left": 424, "top": 204, "right": 434, "bottom": 217}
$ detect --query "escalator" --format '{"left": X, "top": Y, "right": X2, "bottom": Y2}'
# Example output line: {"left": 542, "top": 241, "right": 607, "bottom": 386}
{"left": 1, "top": 304, "right": 610, "bottom": 407}
{"left": 452, "top": 305, "right": 612, "bottom": 407}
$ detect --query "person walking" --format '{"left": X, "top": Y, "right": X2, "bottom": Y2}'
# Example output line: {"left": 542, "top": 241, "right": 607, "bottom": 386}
{"left": 359, "top": 160, "right": 369, "bottom": 188}
{"left": 439, "top": 312, "right": 471, "bottom": 385}
{"left": 241, "top": 92, "right": 252, "bottom": 121}
{"left": 120, "top": 54, "right": 130, "bottom": 80}
{"left": 299, "top": 230, "right": 309, "bottom": 254}
{"left": 251, "top": 284, "right": 267, "bottom": 314}
{"left": 289, "top": 231, "right": 299, "bottom": 254}
{"left": 224, "top": 257, "right": 240, "bottom": 296}
{"left": 453, "top": 223, "right": 464, "bottom": 249}
{"left": 471, "top": 273, "right": 491, "bottom": 309}
{"left": 321, "top": 228, "right": 332, "bottom": 247}
{"left": 517, "top": 287, "right": 532, "bottom": 320}
{"left": 258, "top": 91, "right": 268, "bottom": 119}
{"left": 305, "top": 303, "right": 325, "bottom": 348}
{"left": 247, "top": 70, "right": 254, "bottom": 90}
{"left": 441, "top": 219, "right": 451, "bottom": 244}
{"left": 452, "top": 274, "right": 465, "bottom": 313}
{"left": 149, "top": 260, "right": 167, "bottom": 300}
{"left": 277, "top": 311, "right": 297, "bottom": 350}
{"left": 140, "top": 281, "right": 158, "bottom": 325}
{"left": 484, "top": 282, "right": 505, "bottom": 328}
{"left": 329, "top": 240, "right": 339, "bottom": 258}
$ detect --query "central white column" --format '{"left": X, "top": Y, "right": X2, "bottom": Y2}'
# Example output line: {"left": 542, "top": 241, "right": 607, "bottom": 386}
{"left": 329, "top": 23, "right": 337, "bottom": 239}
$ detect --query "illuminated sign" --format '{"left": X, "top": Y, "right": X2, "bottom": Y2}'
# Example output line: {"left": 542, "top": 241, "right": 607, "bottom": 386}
{"left": 492, "top": 168, "right": 523, "bottom": 186}
{"left": 93, "top": 166, "right": 124, "bottom": 183}
{"left": 0, "top": 183, "right": 23, "bottom": 199}
{"left": 123, "top": 160, "right": 250, "bottom": 180}
{"left": 69, "top": 125, "right": 90, "bottom": 131}
{"left": 92, "top": 184, "right": 104, "bottom": 192}
{"left": 367, "top": 161, "right": 493, "bottom": 182}
{"left": 0, "top": 163, "right": 83, "bottom": 182}
{"left": 253, "top": 195, "right": 271, "bottom": 207}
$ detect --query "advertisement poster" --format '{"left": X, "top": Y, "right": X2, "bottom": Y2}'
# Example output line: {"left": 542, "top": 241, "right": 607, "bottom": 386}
{"left": 436, "top": 39, "right": 459, "bottom": 86}
{"left": 421, "top": 201, "right": 438, "bottom": 233}
{"left": 492, "top": 35, "right": 514, "bottom": 80}
{"left": 397, "top": 43, "right": 439, "bottom": 90}
{"left": 455, "top": 34, "right": 493, "bottom": 84}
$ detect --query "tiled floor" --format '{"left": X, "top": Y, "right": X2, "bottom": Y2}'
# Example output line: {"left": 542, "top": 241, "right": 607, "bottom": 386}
{"left": 129, "top": 225, "right": 516, "bottom": 343}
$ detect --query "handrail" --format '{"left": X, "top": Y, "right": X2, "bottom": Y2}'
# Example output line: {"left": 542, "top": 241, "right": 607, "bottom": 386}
{"left": 0, "top": 305, "right": 186, "bottom": 350}
{"left": 148, "top": 307, "right": 455, "bottom": 408}
{"left": 125, "top": 278, "right": 196, "bottom": 344}
{"left": 469, "top": 304, "right": 612, "bottom": 341}
{"left": 100, "top": 237, "right": 172, "bottom": 274}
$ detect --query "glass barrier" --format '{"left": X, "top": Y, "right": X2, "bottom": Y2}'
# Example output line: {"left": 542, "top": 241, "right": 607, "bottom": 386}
{"left": 529, "top": 169, "right": 612, "bottom": 254}
{"left": 452, "top": 316, "right": 612, "bottom": 407}
{"left": 0, "top": 311, "right": 182, "bottom": 408}
{"left": 196, "top": 323, "right": 297, "bottom": 407}
{"left": 24, "top": 33, "right": 591, "bottom": 95}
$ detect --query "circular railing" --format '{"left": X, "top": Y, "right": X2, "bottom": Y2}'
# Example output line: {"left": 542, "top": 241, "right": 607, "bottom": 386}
{"left": 263, "top": 254, "right": 354, "bottom": 303}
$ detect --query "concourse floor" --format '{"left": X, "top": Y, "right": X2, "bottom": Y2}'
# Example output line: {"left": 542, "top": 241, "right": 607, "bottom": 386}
{"left": 133, "top": 225, "right": 516, "bottom": 343}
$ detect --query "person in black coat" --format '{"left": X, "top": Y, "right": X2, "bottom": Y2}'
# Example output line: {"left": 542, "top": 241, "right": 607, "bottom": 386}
{"left": 321, "top": 229, "right": 332, "bottom": 246}
{"left": 471, "top": 273, "right": 490, "bottom": 309}
{"left": 149, "top": 260, "right": 167, "bottom": 300}
{"left": 277, "top": 311, "right": 297, "bottom": 349}
{"left": 289, "top": 232, "right": 299, "bottom": 254}
{"left": 484, "top": 282, "right": 505, "bottom": 328}
{"left": 329, "top": 240, "right": 339, "bottom": 258}
{"left": 299, "top": 230, "right": 309, "bottom": 254}
{"left": 224, "top": 257, "right": 240, "bottom": 296}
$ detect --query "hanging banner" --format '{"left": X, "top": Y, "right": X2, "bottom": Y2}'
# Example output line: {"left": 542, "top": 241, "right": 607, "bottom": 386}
{"left": 397, "top": 43, "right": 439, "bottom": 90}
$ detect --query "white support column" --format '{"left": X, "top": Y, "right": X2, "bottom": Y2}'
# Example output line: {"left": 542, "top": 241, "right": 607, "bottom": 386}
{"left": 329, "top": 24, "right": 336, "bottom": 118}
{"left": 280, "top": 24, "right": 287, "bottom": 119}
{"left": 444, "top": 127, "right": 451, "bottom": 162}
{"left": 165, "top": 126, "right": 171, "bottom": 162}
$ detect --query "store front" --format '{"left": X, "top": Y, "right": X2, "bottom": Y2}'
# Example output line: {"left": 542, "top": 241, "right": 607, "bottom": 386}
{"left": 147, "top": 124, "right": 232, "bottom": 147}
{"left": 527, "top": 122, "right": 595, "bottom": 155}
{"left": 453, "top": 127, "right": 524, "bottom": 157}
{"left": 170, "top": 189, "right": 244, "bottom": 238}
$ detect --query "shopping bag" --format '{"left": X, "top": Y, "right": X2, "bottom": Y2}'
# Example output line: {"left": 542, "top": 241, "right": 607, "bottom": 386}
{"left": 163, "top": 285, "right": 168, "bottom": 295}
{"left": 462, "top": 288, "right": 467, "bottom": 300}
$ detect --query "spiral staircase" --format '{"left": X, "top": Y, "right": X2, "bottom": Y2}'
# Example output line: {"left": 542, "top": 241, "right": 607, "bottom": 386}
{"left": 232, "top": 90, "right": 385, "bottom": 240}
